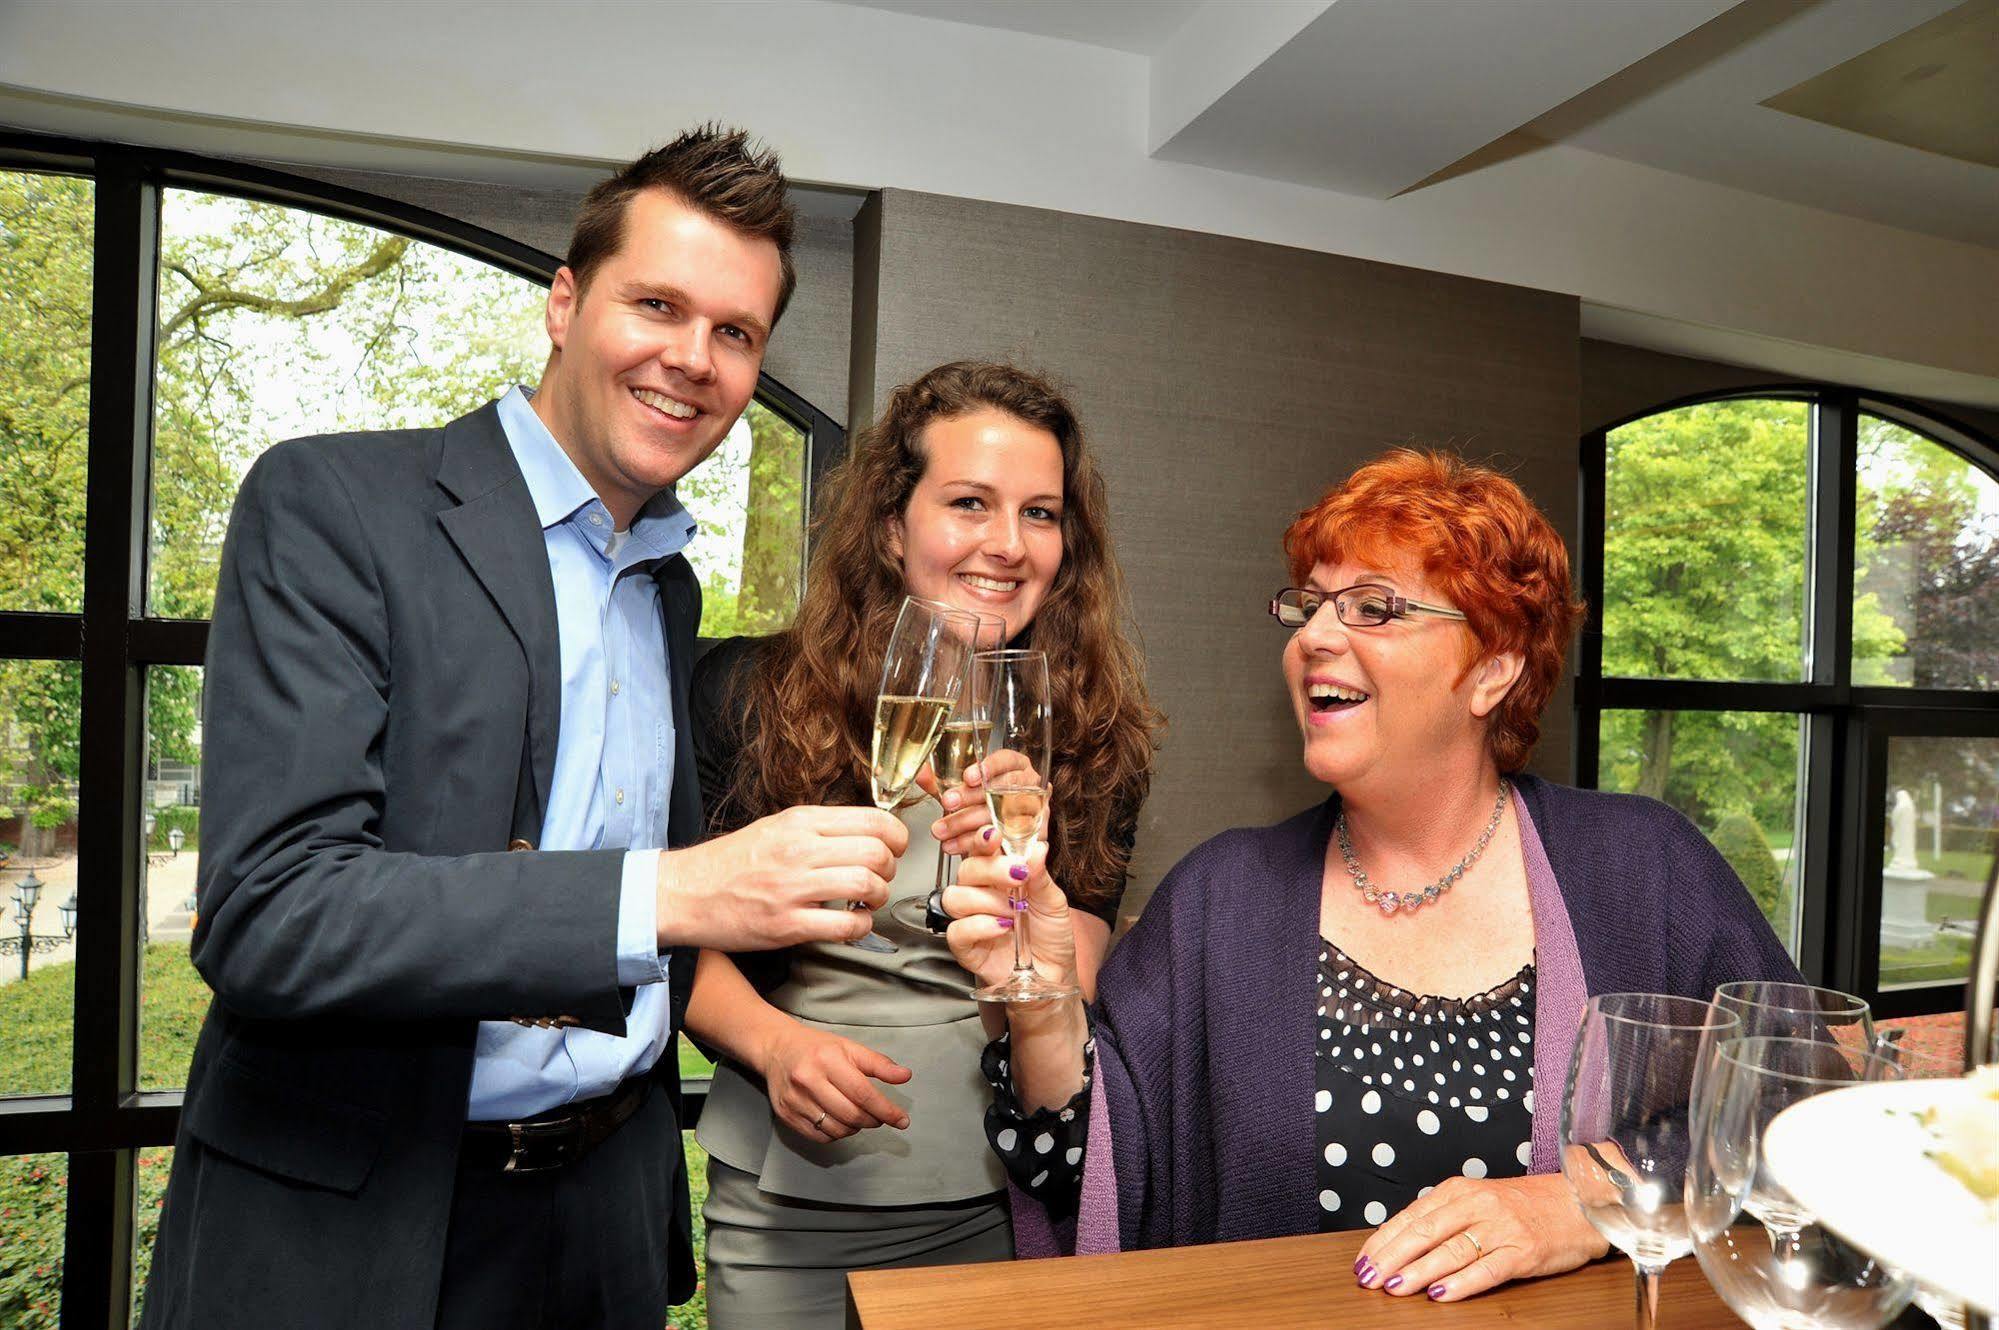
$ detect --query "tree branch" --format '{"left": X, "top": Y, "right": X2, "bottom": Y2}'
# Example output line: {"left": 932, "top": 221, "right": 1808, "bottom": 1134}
{"left": 158, "top": 236, "right": 410, "bottom": 347}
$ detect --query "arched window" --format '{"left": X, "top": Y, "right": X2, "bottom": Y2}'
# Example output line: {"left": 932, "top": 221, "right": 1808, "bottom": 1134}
{"left": 0, "top": 131, "right": 840, "bottom": 1324}
{"left": 1580, "top": 389, "right": 1997, "bottom": 1016}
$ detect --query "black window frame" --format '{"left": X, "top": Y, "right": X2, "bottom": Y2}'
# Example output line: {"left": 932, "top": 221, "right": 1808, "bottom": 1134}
{"left": 1577, "top": 384, "right": 1999, "bottom": 1025}
{"left": 0, "top": 127, "right": 843, "bottom": 1327}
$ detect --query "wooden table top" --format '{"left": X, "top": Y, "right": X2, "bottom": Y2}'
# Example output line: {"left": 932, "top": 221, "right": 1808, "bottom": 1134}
{"left": 846, "top": 1228, "right": 1743, "bottom": 1329}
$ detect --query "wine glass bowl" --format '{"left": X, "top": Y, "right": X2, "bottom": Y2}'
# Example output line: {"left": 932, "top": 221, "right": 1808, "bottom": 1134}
{"left": 887, "top": 614, "right": 1003, "bottom": 934}
{"left": 1686, "top": 1035, "right": 1913, "bottom": 1330}
{"left": 1562, "top": 992, "right": 1737, "bottom": 1330}
{"left": 1699, "top": 983, "right": 1878, "bottom": 1236}
{"left": 852, "top": 596, "right": 979, "bottom": 953}
{"left": 969, "top": 649, "right": 1076, "bottom": 1005}
{"left": 1710, "top": 982, "right": 1875, "bottom": 1056}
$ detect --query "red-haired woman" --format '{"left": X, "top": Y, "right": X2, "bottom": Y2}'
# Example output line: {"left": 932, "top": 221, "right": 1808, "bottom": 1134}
{"left": 946, "top": 449, "right": 1801, "bottom": 1300}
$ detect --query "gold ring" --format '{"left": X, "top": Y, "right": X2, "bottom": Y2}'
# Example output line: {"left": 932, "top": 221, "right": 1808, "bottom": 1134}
{"left": 1464, "top": 1229, "right": 1484, "bottom": 1257}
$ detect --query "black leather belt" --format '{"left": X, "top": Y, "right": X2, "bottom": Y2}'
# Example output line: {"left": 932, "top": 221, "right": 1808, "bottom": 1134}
{"left": 462, "top": 1076, "right": 650, "bottom": 1174}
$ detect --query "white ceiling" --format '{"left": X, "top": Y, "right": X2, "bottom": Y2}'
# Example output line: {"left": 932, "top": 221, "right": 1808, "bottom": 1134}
{"left": 826, "top": 0, "right": 1999, "bottom": 248}
{"left": 834, "top": 0, "right": 1205, "bottom": 54}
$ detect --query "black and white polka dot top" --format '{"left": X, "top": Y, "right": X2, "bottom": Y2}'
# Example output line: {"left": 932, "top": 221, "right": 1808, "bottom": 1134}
{"left": 981, "top": 938, "right": 1538, "bottom": 1227}
{"left": 1314, "top": 940, "right": 1535, "bottom": 1229}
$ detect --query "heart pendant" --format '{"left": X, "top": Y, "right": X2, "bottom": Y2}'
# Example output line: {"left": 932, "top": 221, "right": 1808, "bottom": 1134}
{"left": 1378, "top": 894, "right": 1400, "bottom": 916}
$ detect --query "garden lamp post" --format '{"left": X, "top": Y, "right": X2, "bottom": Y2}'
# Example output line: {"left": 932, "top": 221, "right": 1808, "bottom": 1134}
{"left": 168, "top": 827, "right": 185, "bottom": 856}
{"left": 3, "top": 868, "right": 76, "bottom": 981}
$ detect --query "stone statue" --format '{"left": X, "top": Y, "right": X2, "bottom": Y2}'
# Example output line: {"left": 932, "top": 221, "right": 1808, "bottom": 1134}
{"left": 1880, "top": 787, "right": 1936, "bottom": 948}
{"left": 1886, "top": 788, "right": 1933, "bottom": 879}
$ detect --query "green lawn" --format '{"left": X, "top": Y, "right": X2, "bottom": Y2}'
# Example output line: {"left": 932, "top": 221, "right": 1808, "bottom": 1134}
{"left": 1880, "top": 933, "right": 1975, "bottom": 986}
{"left": 1924, "top": 887, "right": 1985, "bottom": 925}
{"left": 0, "top": 947, "right": 715, "bottom": 1329}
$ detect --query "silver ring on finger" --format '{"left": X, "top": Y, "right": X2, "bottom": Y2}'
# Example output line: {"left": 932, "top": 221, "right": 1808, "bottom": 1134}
{"left": 812, "top": 1110, "right": 828, "bottom": 1130}
{"left": 1462, "top": 1229, "right": 1484, "bottom": 1259}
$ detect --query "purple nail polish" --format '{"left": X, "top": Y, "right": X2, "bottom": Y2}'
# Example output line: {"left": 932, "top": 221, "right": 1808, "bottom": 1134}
{"left": 982, "top": 826, "right": 993, "bottom": 840}
{"left": 1353, "top": 1256, "right": 1367, "bottom": 1275}
{"left": 1385, "top": 1276, "right": 1403, "bottom": 1292}
{"left": 1010, "top": 863, "right": 1029, "bottom": 881}
{"left": 1428, "top": 1285, "right": 1447, "bottom": 1300}
{"left": 996, "top": 917, "right": 1013, "bottom": 930}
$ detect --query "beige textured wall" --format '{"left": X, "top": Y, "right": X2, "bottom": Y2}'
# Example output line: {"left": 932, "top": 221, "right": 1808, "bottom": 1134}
{"left": 856, "top": 189, "right": 1582, "bottom": 918}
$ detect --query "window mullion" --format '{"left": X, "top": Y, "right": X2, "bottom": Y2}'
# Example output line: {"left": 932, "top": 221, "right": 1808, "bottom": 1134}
{"left": 1806, "top": 393, "right": 1859, "bottom": 687}
{"left": 64, "top": 147, "right": 158, "bottom": 1330}
{"left": 1574, "top": 429, "right": 1606, "bottom": 786}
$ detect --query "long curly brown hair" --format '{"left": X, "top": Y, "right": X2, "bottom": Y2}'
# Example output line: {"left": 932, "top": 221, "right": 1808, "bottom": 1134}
{"left": 714, "top": 361, "right": 1162, "bottom": 913}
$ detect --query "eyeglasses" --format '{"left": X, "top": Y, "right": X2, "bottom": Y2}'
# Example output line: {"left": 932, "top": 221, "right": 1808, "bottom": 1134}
{"left": 1268, "top": 584, "right": 1469, "bottom": 629}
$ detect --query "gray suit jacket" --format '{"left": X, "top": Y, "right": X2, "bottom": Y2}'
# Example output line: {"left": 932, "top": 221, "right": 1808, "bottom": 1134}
{"left": 141, "top": 402, "right": 703, "bottom": 1329}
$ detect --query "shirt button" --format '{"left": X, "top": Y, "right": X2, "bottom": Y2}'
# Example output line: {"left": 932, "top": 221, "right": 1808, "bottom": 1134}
{"left": 609, "top": 679, "right": 621, "bottom": 696}
{"left": 589, "top": 512, "right": 604, "bottom": 527}
{"left": 615, "top": 788, "right": 625, "bottom": 805}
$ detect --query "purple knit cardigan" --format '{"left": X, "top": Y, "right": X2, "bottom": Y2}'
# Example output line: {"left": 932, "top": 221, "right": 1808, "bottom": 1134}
{"left": 1011, "top": 774, "right": 1802, "bottom": 1257}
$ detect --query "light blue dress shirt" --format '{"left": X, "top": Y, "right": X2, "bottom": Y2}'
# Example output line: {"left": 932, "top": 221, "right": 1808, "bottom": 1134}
{"left": 466, "top": 386, "right": 694, "bottom": 1120}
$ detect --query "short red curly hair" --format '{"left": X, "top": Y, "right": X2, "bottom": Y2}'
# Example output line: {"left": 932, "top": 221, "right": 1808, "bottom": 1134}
{"left": 1283, "top": 449, "right": 1584, "bottom": 773}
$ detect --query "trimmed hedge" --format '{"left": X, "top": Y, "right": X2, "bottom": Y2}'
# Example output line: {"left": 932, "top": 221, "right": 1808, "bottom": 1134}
{"left": 1711, "top": 810, "right": 1784, "bottom": 927}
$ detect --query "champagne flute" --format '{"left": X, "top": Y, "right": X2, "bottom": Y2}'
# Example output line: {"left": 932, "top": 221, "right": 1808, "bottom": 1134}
{"left": 1702, "top": 983, "right": 1877, "bottom": 1236}
{"left": 1562, "top": 992, "right": 1737, "bottom": 1330}
{"left": 888, "top": 614, "right": 1004, "bottom": 933}
{"left": 969, "top": 649, "right": 1076, "bottom": 1005}
{"left": 851, "top": 596, "right": 978, "bottom": 953}
{"left": 1686, "top": 1035, "right": 1913, "bottom": 1330}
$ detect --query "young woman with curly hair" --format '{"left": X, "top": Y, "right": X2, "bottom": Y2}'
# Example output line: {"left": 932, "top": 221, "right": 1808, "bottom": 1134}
{"left": 683, "top": 360, "right": 1161, "bottom": 1324}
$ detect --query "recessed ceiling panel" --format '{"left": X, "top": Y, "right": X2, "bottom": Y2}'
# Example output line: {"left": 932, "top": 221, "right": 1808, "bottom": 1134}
{"left": 1762, "top": 0, "right": 1999, "bottom": 170}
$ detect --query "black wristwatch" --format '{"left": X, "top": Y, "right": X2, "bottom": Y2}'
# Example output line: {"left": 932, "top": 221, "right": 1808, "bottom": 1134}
{"left": 922, "top": 886, "right": 951, "bottom": 935}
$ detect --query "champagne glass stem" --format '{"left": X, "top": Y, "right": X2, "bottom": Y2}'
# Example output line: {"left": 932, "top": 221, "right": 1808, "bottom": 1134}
{"left": 1010, "top": 865, "right": 1032, "bottom": 977}
{"left": 1634, "top": 1264, "right": 1663, "bottom": 1330}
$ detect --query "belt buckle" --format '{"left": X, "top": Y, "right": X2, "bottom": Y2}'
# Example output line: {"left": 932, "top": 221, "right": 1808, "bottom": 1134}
{"left": 502, "top": 1118, "right": 582, "bottom": 1174}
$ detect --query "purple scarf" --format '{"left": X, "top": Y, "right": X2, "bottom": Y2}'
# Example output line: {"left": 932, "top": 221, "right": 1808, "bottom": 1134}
{"left": 1012, "top": 774, "right": 1800, "bottom": 1257}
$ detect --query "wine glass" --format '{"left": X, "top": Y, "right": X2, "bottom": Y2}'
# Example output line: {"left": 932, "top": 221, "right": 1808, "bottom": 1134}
{"left": 1686, "top": 1035, "right": 1913, "bottom": 1330}
{"left": 1562, "top": 992, "right": 1736, "bottom": 1330}
{"left": 1711, "top": 982, "right": 1875, "bottom": 1056}
{"left": 1701, "top": 983, "right": 1876, "bottom": 1237}
{"left": 851, "top": 596, "right": 978, "bottom": 953}
{"left": 969, "top": 649, "right": 1076, "bottom": 1005}
{"left": 888, "top": 614, "right": 1005, "bottom": 934}
{"left": 1866, "top": 1036, "right": 1971, "bottom": 1330}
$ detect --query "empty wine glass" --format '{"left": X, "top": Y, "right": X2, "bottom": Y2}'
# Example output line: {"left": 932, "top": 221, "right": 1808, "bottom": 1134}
{"left": 1701, "top": 983, "right": 1877, "bottom": 1238}
{"left": 852, "top": 596, "right": 978, "bottom": 953}
{"left": 1712, "top": 982, "right": 1875, "bottom": 1055}
{"left": 1687, "top": 1035, "right": 1912, "bottom": 1330}
{"left": 1562, "top": 992, "right": 1737, "bottom": 1330}
{"left": 969, "top": 649, "right": 1076, "bottom": 1005}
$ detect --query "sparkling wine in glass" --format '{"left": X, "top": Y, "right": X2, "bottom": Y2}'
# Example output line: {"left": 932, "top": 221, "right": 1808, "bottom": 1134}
{"left": 1687, "top": 1035, "right": 1912, "bottom": 1330}
{"left": 970, "top": 649, "right": 1076, "bottom": 1005}
{"left": 849, "top": 596, "right": 977, "bottom": 953}
{"left": 1562, "top": 992, "right": 1737, "bottom": 1330}
{"left": 889, "top": 614, "right": 1003, "bottom": 933}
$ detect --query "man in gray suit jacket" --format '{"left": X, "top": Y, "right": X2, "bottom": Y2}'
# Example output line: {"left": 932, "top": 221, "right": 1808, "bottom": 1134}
{"left": 140, "top": 127, "right": 907, "bottom": 1330}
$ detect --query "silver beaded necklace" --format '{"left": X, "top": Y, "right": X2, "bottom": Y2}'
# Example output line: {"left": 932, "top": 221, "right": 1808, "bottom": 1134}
{"left": 1336, "top": 780, "right": 1511, "bottom": 916}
